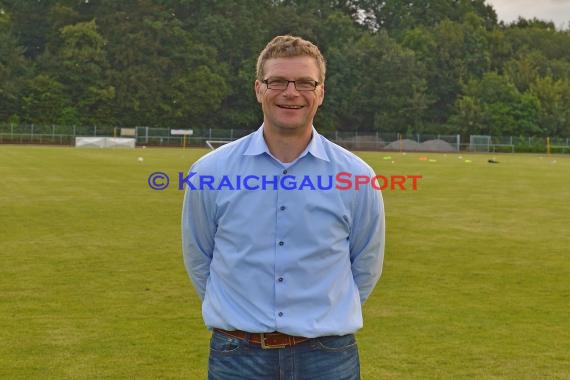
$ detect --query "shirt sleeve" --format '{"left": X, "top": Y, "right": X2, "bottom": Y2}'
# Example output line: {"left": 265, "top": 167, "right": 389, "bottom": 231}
{"left": 348, "top": 166, "right": 386, "bottom": 304}
{"left": 181, "top": 165, "right": 216, "bottom": 301}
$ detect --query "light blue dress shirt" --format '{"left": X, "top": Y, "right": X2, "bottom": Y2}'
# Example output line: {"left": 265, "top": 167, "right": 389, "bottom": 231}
{"left": 182, "top": 125, "right": 385, "bottom": 338}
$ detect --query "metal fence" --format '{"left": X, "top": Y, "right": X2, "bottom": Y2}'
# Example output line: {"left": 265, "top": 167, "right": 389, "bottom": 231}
{"left": 1, "top": 123, "right": 568, "bottom": 153}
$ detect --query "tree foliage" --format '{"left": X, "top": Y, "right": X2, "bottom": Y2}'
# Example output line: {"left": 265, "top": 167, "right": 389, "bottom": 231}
{"left": 0, "top": 0, "right": 569, "bottom": 136}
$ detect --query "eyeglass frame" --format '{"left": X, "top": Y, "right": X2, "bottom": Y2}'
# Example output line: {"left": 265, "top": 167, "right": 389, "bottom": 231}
{"left": 262, "top": 78, "right": 321, "bottom": 91}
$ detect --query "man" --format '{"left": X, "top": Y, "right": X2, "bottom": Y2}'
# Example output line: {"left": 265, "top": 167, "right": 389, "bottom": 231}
{"left": 182, "top": 35, "right": 385, "bottom": 380}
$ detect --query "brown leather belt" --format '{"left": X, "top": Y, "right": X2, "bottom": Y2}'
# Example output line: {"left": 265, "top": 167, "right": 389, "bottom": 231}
{"left": 214, "top": 328, "right": 310, "bottom": 349}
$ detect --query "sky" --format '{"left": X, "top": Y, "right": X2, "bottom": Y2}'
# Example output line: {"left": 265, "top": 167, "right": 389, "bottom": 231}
{"left": 486, "top": 0, "right": 570, "bottom": 29}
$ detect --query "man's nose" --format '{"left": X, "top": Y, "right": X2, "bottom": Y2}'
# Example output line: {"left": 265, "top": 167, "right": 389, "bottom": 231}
{"left": 283, "top": 81, "right": 299, "bottom": 95}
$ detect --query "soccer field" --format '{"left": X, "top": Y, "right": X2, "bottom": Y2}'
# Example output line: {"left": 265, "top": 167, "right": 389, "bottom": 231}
{"left": 0, "top": 145, "right": 568, "bottom": 379}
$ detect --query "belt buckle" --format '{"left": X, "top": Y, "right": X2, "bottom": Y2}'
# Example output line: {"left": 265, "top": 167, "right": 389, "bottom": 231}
{"left": 260, "top": 333, "right": 287, "bottom": 349}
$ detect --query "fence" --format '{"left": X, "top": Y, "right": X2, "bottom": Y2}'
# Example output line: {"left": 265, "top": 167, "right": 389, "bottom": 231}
{"left": 0, "top": 124, "right": 115, "bottom": 146}
{"left": 0, "top": 123, "right": 568, "bottom": 154}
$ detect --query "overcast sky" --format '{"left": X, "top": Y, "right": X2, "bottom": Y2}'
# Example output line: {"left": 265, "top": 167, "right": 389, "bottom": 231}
{"left": 486, "top": 0, "right": 570, "bottom": 29}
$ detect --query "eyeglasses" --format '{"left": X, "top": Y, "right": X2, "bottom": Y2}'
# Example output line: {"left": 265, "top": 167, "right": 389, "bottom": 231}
{"left": 262, "top": 79, "right": 320, "bottom": 91}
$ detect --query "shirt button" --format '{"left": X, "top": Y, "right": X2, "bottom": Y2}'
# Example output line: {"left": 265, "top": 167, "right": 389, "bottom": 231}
{"left": 278, "top": 312, "right": 283, "bottom": 317}
{"left": 278, "top": 241, "right": 284, "bottom": 246}
{"left": 278, "top": 277, "right": 283, "bottom": 282}
{"left": 282, "top": 169, "right": 288, "bottom": 175}
{"left": 280, "top": 206, "right": 286, "bottom": 211}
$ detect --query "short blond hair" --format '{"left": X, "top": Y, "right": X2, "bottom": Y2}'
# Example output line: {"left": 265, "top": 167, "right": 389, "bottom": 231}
{"left": 256, "top": 35, "right": 326, "bottom": 83}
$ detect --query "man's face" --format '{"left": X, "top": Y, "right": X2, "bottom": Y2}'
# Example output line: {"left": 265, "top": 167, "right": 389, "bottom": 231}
{"left": 255, "top": 56, "right": 324, "bottom": 133}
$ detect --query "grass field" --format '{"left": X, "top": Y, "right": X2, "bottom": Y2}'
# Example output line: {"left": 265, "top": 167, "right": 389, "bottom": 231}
{"left": 0, "top": 145, "right": 568, "bottom": 379}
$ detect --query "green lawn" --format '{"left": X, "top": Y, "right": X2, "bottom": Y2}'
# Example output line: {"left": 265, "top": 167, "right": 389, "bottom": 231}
{"left": 1, "top": 145, "right": 568, "bottom": 379}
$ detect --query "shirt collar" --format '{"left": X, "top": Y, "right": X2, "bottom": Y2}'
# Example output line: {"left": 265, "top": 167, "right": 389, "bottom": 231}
{"left": 243, "top": 125, "right": 330, "bottom": 162}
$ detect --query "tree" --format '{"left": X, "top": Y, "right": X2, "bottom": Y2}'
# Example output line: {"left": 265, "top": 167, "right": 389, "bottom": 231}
{"left": 325, "top": 32, "right": 427, "bottom": 132}
{"left": 530, "top": 76, "right": 570, "bottom": 137}
{"left": 354, "top": 0, "right": 497, "bottom": 34}
{"left": 187, "top": 0, "right": 270, "bottom": 129}
{"left": 2, "top": 0, "right": 59, "bottom": 59}
{"left": 85, "top": 0, "right": 230, "bottom": 128}
{"left": 0, "top": 8, "right": 30, "bottom": 121}
{"left": 504, "top": 52, "right": 545, "bottom": 93}
{"left": 1, "top": 0, "right": 568, "bottom": 138}
{"left": 448, "top": 95, "right": 483, "bottom": 136}
{"left": 452, "top": 72, "right": 540, "bottom": 136}
{"left": 403, "top": 16, "right": 490, "bottom": 125}
{"left": 55, "top": 19, "right": 115, "bottom": 126}
{"left": 20, "top": 74, "right": 68, "bottom": 125}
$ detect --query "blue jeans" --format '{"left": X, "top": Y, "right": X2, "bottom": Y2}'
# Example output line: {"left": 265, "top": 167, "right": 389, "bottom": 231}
{"left": 208, "top": 330, "right": 360, "bottom": 380}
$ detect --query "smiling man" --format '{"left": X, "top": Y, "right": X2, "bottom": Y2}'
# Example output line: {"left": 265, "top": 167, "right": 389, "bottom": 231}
{"left": 182, "top": 35, "right": 385, "bottom": 380}
{"left": 255, "top": 51, "right": 324, "bottom": 163}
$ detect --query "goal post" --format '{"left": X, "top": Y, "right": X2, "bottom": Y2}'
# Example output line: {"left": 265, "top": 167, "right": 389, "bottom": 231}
{"left": 171, "top": 129, "right": 193, "bottom": 148}
{"left": 469, "top": 135, "right": 491, "bottom": 152}
{"left": 75, "top": 137, "right": 135, "bottom": 148}
{"left": 205, "top": 140, "right": 233, "bottom": 150}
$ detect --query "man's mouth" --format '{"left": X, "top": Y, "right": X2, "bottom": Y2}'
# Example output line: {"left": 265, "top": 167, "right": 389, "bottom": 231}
{"left": 277, "top": 105, "right": 304, "bottom": 109}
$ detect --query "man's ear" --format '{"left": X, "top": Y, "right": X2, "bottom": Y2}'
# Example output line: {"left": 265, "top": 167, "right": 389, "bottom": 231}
{"left": 318, "top": 84, "right": 325, "bottom": 106}
{"left": 254, "top": 80, "right": 264, "bottom": 103}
